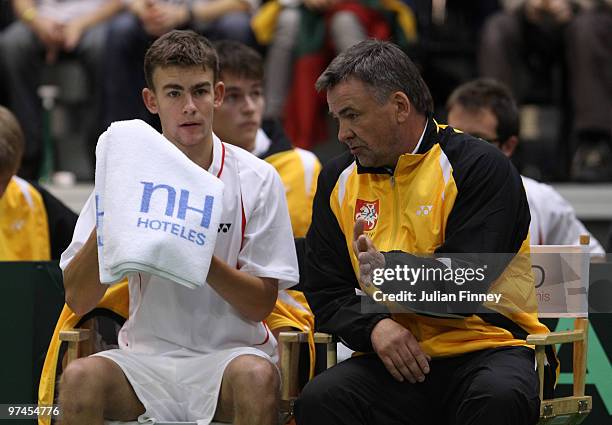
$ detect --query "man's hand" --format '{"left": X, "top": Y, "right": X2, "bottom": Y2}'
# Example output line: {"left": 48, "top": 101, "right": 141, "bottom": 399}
{"left": 352, "top": 218, "right": 385, "bottom": 288}
{"left": 371, "top": 318, "right": 431, "bottom": 383}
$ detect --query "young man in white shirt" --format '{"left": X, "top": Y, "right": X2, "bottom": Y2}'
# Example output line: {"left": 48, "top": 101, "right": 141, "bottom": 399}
{"left": 58, "top": 30, "right": 299, "bottom": 425}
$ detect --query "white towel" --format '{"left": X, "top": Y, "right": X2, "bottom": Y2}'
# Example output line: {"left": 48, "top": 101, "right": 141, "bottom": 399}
{"left": 94, "top": 119, "right": 224, "bottom": 289}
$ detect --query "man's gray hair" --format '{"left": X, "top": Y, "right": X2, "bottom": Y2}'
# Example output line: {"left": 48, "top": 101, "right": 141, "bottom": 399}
{"left": 316, "top": 39, "right": 434, "bottom": 116}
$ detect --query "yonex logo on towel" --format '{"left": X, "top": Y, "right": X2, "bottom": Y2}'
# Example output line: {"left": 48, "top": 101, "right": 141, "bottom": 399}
{"left": 139, "top": 182, "right": 215, "bottom": 228}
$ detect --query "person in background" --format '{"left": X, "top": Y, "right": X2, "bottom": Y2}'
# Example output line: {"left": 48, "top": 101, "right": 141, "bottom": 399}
{"left": 212, "top": 39, "right": 320, "bottom": 376}
{"left": 0, "top": 105, "right": 77, "bottom": 260}
{"left": 446, "top": 78, "right": 604, "bottom": 255}
{"left": 479, "top": 0, "right": 612, "bottom": 181}
{"left": 212, "top": 40, "right": 321, "bottom": 239}
{"left": 252, "top": 0, "right": 418, "bottom": 149}
{"left": 0, "top": 0, "right": 123, "bottom": 179}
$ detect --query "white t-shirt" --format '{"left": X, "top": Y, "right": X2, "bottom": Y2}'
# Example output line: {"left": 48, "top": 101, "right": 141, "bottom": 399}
{"left": 522, "top": 176, "right": 604, "bottom": 255}
{"left": 61, "top": 135, "right": 299, "bottom": 357}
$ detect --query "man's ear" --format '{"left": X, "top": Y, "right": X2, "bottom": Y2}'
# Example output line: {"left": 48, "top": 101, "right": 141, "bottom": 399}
{"left": 142, "top": 88, "right": 158, "bottom": 114}
{"left": 214, "top": 81, "right": 225, "bottom": 108}
{"left": 392, "top": 91, "right": 412, "bottom": 123}
{"left": 501, "top": 135, "right": 518, "bottom": 157}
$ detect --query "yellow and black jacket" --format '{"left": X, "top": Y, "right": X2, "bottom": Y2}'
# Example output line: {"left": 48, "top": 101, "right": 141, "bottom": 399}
{"left": 305, "top": 119, "right": 554, "bottom": 364}
{"left": 0, "top": 176, "right": 77, "bottom": 261}
{"left": 260, "top": 119, "right": 321, "bottom": 238}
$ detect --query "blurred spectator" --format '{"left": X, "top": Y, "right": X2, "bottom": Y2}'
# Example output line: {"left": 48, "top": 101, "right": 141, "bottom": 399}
{"left": 411, "top": 0, "right": 500, "bottom": 118}
{"left": 447, "top": 78, "right": 604, "bottom": 254}
{"left": 252, "top": 0, "right": 418, "bottom": 149}
{"left": 103, "top": 0, "right": 257, "bottom": 129}
{"left": 0, "top": 0, "right": 122, "bottom": 179}
{"left": 212, "top": 39, "right": 321, "bottom": 238}
{"left": 0, "top": 105, "right": 77, "bottom": 260}
{"left": 212, "top": 40, "right": 319, "bottom": 378}
{"left": 479, "top": 0, "right": 612, "bottom": 181}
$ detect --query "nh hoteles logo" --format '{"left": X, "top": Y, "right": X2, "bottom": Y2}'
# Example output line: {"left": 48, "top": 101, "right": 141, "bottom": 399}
{"left": 139, "top": 181, "right": 214, "bottom": 228}
{"left": 134, "top": 182, "right": 217, "bottom": 247}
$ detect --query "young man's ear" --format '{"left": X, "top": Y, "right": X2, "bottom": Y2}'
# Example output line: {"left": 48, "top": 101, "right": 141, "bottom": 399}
{"left": 392, "top": 91, "right": 412, "bottom": 123}
{"left": 500, "top": 136, "right": 518, "bottom": 157}
{"left": 214, "top": 81, "right": 225, "bottom": 108}
{"left": 142, "top": 88, "right": 158, "bottom": 114}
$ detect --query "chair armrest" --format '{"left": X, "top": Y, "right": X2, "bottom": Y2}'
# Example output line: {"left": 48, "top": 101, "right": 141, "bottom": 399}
{"left": 59, "top": 329, "right": 91, "bottom": 342}
{"left": 278, "top": 331, "right": 335, "bottom": 344}
{"left": 59, "top": 329, "right": 91, "bottom": 365}
{"left": 278, "top": 331, "right": 338, "bottom": 405}
{"left": 313, "top": 332, "right": 335, "bottom": 344}
{"left": 526, "top": 329, "right": 585, "bottom": 345}
{"left": 279, "top": 331, "right": 309, "bottom": 343}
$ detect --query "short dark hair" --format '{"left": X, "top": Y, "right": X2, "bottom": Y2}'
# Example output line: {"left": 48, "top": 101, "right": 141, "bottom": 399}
{"left": 213, "top": 40, "right": 263, "bottom": 81}
{"left": 0, "top": 105, "right": 25, "bottom": 173}
{"left": 446, "top": 78, "right": 520, "bottom": 142}
{"left": 315, "top": 39, "right": 434, "bottom": 116}
{"left": 144, "top": 30, "right": 219, "bottom": 90}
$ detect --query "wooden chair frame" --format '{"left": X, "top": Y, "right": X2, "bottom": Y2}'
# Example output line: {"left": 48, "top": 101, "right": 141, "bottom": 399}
{"left": 527, "top": 235, "right": 592, "bottom": 424}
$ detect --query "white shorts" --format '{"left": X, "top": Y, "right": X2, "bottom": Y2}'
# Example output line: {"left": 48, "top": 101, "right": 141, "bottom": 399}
{"left": 94, "top": 346, "right": 274, "bottom": 425}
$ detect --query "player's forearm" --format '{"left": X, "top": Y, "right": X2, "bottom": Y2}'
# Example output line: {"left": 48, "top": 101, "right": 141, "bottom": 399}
{"left": 207, "top": 256, "right": 278, "bottom": 322}
{"left": 63, "top": 229, "right": 107, "bottom": 316}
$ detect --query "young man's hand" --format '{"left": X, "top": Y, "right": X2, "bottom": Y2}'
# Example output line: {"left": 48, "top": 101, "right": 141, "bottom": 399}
{"left": 371, "top": 318, "right": 431, "bottom": 383}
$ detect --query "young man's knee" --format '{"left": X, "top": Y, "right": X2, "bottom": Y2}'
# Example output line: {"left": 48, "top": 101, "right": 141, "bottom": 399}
{"left": 227, "top": 355, "right": 280, "bottom": 407}
{"left": 60, "top": 358, "right": 109, "bottom": 409}
{"left": 237, "top": 356, "right": 279, "bottom": 392}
